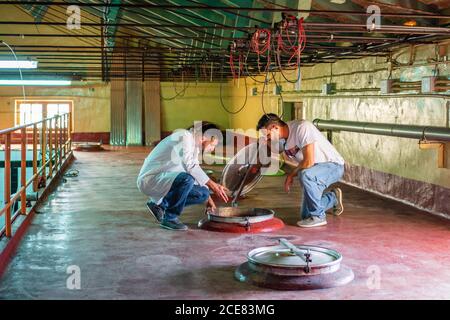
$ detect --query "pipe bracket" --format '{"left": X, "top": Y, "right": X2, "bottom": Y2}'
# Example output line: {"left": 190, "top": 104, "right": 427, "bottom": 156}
{"left": 419, "top": 140, "right": 446, "bottom": 168}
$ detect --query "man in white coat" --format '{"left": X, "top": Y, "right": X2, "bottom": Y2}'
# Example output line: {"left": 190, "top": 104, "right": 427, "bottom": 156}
{"left": 137, "top": 122, "right": 229, "bottom": 231}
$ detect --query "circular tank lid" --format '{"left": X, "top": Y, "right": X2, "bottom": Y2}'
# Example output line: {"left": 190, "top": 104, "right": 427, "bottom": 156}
{"left": 248, "top": 244, "right": 342, "bottom": 269}
{"left": 207, "top": 207, "right": 274, "bottom": 224}
{"left": 221, "top": 143, "right": 263, "bottom": 196}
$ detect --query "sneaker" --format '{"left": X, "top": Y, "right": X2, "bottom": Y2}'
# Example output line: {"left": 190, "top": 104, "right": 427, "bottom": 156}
{"left": 146, "top": 201, "right": 165, "bottom": 223}
{"left": 160, "top": 219, "right": 189, "bottom": 231}
{"left": 327, "top": 188, "right": 344, "bottom": 216}
{"left": 297, "top": 216, "right": 327, "bottom": 228}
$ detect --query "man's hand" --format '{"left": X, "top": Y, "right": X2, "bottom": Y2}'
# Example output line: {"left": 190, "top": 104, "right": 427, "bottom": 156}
{"left": 283, "top": 143, "right": 314, "bottom": 193}
{"left": 284, "top": 174, "right": 294, "bottom": 193}
{"left": 206, "top": 180, "right": 229, "bottom": 203}
{"left": 206, "top": 196, "right": 217, "bottom": 213}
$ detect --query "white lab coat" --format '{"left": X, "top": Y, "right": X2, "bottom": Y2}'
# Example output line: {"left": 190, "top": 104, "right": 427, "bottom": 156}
{"left": 137, "top": 129, "right": 210, "bottom": 204}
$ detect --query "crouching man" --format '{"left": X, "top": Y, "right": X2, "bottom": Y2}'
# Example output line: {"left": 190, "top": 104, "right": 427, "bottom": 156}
{"left": 256, "top": 114, "right": 345, "bottom": 228}
{"left": 137, "top": 122, "right": 229, "bottom": 231}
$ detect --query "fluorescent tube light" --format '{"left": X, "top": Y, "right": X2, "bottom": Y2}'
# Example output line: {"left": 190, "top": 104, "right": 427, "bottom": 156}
{"left": 0, "top": 60, "right": 38, "bottom": 69}
{"left": 0, "top": 80, "right": 71, "bottom": 86}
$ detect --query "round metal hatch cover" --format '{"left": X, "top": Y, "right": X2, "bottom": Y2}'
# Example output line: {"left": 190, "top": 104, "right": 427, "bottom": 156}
{"left": 74, "top": 142, "right": 104, "bottom": 152}
{"left": 235, "top": 243, "right": 354, "bottom": 290}
{"left": 207, "top": 207, "right": 274, "bottom": 224}
{"left": 247, "top": 244, "right": 342, "bottom": 276}
{"left": 221, "top": 143, "right": 263, "bottom": 196}
{"left": 198, "top": 217, "right": 285, "bottom": 234}
{"left": 235, "top": 262, "right": 354, "bottom": 291}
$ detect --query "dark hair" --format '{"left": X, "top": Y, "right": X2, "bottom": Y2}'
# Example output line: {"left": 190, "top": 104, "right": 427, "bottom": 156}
{"left": 256, "top": 113, "right": 286, "bottom": 131}
{"left": 187, "top": 121, "right": 220, "bottom": 134}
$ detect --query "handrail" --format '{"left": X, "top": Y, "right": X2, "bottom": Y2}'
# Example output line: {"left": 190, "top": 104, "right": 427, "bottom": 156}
{"left": 0, "top": 111, "right": 73, "bottom": 238}
{"left": 0, "top": 113, "right": 69, "bottom": 135}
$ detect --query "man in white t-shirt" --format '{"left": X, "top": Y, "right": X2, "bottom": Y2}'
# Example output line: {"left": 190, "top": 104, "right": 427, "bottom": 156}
{"left": 256, "top": 114, "right": 345, "bottom": 228}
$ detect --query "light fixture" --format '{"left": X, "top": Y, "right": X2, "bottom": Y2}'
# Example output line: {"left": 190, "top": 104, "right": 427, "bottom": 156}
{"left": 336, "top": 42, "right": 353, "bottom": 47}
{"left": 0, "top": 80, "right": 71, "bottom": 86}
{"left": 0, "top": 60, "right": 38, "bottom": 69}
{"left": 404, "top": 20, "right": 417, "bottom": 27}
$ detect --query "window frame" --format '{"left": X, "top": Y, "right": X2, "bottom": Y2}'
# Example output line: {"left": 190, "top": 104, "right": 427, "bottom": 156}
{"left": 15, "top": 99, "right": 73, "bottom": 129}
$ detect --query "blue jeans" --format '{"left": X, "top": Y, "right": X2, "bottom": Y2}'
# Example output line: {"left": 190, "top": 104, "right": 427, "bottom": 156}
{"left": 160, "top": 173, "right": 210, "bottom": 222}
{"left": 299, "top": 162, "right": 344, "bottom": 220}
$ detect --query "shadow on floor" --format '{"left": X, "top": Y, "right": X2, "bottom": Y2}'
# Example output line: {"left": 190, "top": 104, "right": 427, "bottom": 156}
{"left": 165, "top": 265, "right": 265, "bottom": 296}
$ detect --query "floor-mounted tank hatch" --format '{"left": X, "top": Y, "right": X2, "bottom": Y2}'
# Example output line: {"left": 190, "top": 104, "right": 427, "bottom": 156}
{"left": 73, "top": 142, "right": 104, "bottom": 152}
{"left": 235, "top": 239, "right": 354, "bottom": 290}
{"left": 199, "top": 143, "right": 284, "bottom": 233}
{"left": 199, "top": 207, "right": 284, "bottom": 233}
{"left": 207, "top": 207, "right": 274, "bottom": 224}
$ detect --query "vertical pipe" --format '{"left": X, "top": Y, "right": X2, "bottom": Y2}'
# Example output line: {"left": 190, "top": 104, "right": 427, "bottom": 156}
{"left": 69, "top": 111, "right": 72, "bottom": 151}
{"left": 59, "top": 115, "right": 63, "bottom": 162}
{"left": 41, "top": 119, "right": 47, "bottom": 186}
{"left": 54, "top": 116, "right": 59, "bottom": 171}
{"left": 142, "top": 52, "right": 145, "bottom": 82}
{"left": 32, "top": 124, "right": 38, "bottom": 192}
{"left": 65, "top": 113, "right": 69, "bottom": 155}
{"left": 126, "top": 80, "right": 143, "bottom": 146}
{"left": 4, "top": 133, "right": 11, "bottom": 237}
{"left": 101, "top": 18, "right": 105, "bottom": 82}
{"left": 62, "top": 114, "right": 67, "bottom": 158}
{"left": 58, "top": 116, "right": 61, "bottom": 169}
{"left": 60, "top": 115, "right": 64, "bottom": 159}
{"left": 20, "top": 128, "right": 27, "bottom": 215}
{"left": 446, "top": 101, "right": 449, "bottom": 128}
{"left": 48, "top": 118, "right": 53, "bottom": 178}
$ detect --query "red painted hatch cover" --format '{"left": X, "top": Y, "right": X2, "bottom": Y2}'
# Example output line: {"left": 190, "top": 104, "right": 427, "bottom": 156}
{"left": 198, "top": 207, "right": 285, "bottom": 233}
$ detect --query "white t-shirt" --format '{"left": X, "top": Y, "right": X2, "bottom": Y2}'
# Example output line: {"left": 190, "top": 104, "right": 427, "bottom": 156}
{"left": 284, "top": 120, "right": 345, "bottom": 165}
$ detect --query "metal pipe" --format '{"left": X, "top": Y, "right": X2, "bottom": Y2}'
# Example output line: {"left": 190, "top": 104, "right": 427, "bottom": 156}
{"left": 0, "top": 21, "right": 447, "bottom": 34}
{"left": 313, "top": 119, "right": 450, "bottom": 142}
{"left": 20, "top": 127, "right": 27, "bottom": 215}
{"left": 0, "top": 33, "right": 401, "bottom": 42}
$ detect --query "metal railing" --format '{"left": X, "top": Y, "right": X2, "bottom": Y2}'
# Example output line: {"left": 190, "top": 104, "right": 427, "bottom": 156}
{"left": 0, "top": 112, "right": 73, "bottom": 238}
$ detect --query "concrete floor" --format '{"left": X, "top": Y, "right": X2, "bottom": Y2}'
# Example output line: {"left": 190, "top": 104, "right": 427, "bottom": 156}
{"left": 1, "top": 146, "right": 450, "bottom": 299}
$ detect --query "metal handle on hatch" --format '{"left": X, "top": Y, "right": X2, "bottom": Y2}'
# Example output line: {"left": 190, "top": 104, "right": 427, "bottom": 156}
{"left": 279, "top": 238, "right": 312, "bottom": 273}
{"left": 231, "top": 163, "right": 253, "bottom": 207}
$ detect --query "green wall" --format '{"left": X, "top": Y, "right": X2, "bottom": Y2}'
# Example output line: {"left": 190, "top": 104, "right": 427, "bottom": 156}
{"left": 225, "top": 43, "right": 450, "bottom": 190}
{"left": 160, "top": 82, "right": 232, "bottom": 131}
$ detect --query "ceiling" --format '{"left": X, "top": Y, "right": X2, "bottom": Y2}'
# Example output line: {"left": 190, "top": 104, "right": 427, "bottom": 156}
{"left": 0, "top": 0, "right": 449, "bottom": 81}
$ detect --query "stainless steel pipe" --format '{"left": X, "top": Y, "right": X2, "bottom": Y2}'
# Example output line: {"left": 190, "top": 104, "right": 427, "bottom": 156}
{"left": 313, "top": 119, "right": 450, "bottom": 141}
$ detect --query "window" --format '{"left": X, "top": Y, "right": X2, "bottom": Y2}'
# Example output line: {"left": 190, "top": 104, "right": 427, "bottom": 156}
{"left": 47, "top": 103, "right": 70, "bottom": 119}
{"left": 15, "top": 100, "right": 72, "bottom": 128}
{"left": 19, "top": 103, "right": 43, "bottom": 125}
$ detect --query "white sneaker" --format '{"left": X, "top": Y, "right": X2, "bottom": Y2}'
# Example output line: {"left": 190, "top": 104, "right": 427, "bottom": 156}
{"left": 297, "top": 216, "right": 327, "bottom": 228}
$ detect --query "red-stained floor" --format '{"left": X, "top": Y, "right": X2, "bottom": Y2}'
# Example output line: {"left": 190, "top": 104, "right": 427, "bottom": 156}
{"left": 0, "top": 146, "right": 450, "bottom": 299}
